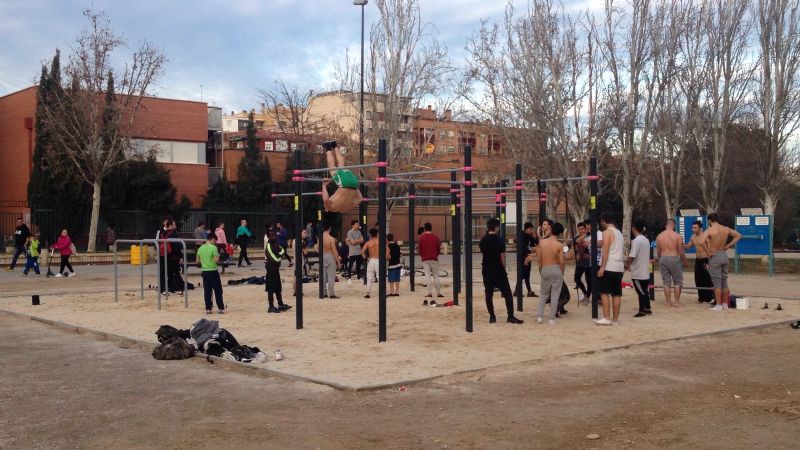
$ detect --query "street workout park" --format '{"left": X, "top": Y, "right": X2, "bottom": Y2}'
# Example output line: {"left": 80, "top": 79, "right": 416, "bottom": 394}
{"left": 2, "top": 139, "right": 798, "bottom": 390}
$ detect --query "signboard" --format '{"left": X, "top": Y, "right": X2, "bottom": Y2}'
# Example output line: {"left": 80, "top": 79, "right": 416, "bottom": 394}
{"left": 675, "top": 215, "right": 706, "bottom": 254}
{"left": 735, "top": 215, "right": 771, "bottom": 257}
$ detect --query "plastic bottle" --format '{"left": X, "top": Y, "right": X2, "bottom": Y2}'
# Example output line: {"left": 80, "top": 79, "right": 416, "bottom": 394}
{"left": 275, "top": 349, "right": 284, "bottom": 361}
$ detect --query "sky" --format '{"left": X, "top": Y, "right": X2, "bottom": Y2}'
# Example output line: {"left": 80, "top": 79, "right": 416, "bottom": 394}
{"left": 0, "top": 0, "right": 598, "bottom": 113}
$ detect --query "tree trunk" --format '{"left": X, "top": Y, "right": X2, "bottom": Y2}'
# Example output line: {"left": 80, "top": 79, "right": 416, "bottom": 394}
{"left": 622, "top": 174, "right": 633, "bottom": 250}
{"left": 763, "top": 191, "right": 778, "bottom": 215}
{"left": 87, "top": 180, "right": 101, "bottom": 253}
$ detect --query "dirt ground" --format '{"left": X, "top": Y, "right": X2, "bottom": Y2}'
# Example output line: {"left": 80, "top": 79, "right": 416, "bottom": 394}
{"left": 1, "top": 313, "right": 798, "bottom": 449}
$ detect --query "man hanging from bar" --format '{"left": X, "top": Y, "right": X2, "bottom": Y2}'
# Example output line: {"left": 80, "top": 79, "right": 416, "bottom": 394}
{"left": 320, "top": 140, "right": 364, "bottom": 213}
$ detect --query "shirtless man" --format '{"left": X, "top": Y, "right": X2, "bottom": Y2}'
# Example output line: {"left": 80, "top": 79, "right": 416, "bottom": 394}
{"left": 536, "top": 222, "right": 566, "bottom": 325}
{"left": 320, "top": 140, "right": 364, "bottom": 213}
{"left": 684, "top": 221, "right": 714, "bottom": 303}
{"left": 537, "top": 218, "right": 553, "bottom": 240}
{"left": 702, "top": 213, "right": 742, "bottom": 311}
{"left": 656, "top": 219, "right": 688, "bottom": 307}
{"left": 321, "top": 223, "right": 341, "bottom": 299}
{"left": 360, "top": 228, "right": 390, "bottom": 299}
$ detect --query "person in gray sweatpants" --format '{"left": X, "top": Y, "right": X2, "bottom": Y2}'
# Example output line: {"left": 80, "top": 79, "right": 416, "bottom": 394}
{"left": 536, "top": 223, "right": 566, "bottom": 324}
{"left": 321, "top": 223, "right": 341, "bottom": 299}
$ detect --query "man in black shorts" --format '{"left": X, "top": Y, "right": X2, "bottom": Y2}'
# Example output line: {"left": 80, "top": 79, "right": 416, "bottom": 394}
{"left": 479, "top": 218, "right": 524, "bottom": 325}
{"left": 595, "top": 212, "right": 624, "bottom": 326}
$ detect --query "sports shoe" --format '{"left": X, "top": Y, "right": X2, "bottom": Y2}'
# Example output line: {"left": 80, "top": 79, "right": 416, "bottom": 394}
{"left": 712, "top": 305, "right": 723, "bottom": 311}
{"left": 594, "top": 318, "right": 613, "bottom": 326}
{"left": 217, "top": 309, "right": 225, "bottom": 314}
{"left": 527, "top": 292, "right": 538, "bottom": 297}
{"left": 612, "top": 321, "right": 619, "bottom": 326}
{"left": 721, "top": 304, "right": 729, "bottom": 310}
{"left": 633, "top": 312, "right": 646, "bottom": 318}
{"left": 279, "top": 304, "right": 292, "bottom": 311}
{"left": 4, "top": 267, "right": 12, "bottom": 271}
{"left": 776, "top": 304, "right": 783, "bottom": 311}
{"left": 437, "top": 294, "right": 445, "bottom": 298}
{"left": 267, "top": 305, "right": 281, "bottom": 313}
{"left": 507, "top": 316, "right": 524, "bottom": 324}
{"left": 364, "top": 294, "right": 371, "bottom": 299}
{"left": 54, "top": 273, "right": 63, "bottom": 278}
{"left": 329, "top": 295, "right": 340, "bottom": 299}
{"left": 549, "top": 319, "right": 556, "bottom": 325}
{"left": 205, "top": 310, "right": 213, "bottom": 314}
{"left": 321, "top": 140, "right": 337, "bottom": 151}
{"left": 537, "top": 317, "right": 543, "bottom": 324}
{"left": 489, "top": 316, "right": 497, "bottom": 323}
{"left": 68, "top": 272, "right": 76, "bottom": 277}
{"left": 578, "top": 293, "right": 585, "bottom": 303}
{"left": 425, "top": 294, "right": 433, "bottom": 298}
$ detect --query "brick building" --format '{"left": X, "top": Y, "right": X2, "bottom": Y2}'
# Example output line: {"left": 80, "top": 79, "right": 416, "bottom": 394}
{"left": 0, "top": 86, "right": 212, "bottom": 223}
{"left": 218, "top": 130, "right": 322, "bottom": 183}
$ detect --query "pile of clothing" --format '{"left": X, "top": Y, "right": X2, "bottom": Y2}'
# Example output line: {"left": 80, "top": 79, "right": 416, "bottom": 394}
{"left": 151, "top": 319, "right": 266, "bottom": 363}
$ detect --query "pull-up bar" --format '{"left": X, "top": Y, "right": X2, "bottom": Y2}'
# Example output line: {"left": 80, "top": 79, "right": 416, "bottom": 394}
{"left": 272, "top": 192, "right": 321, "bottom": 197}
{"left": 292, "top": 162, "right": 387, "bottom": 175}
{"left": 516, "top": 175, "right": 600, "bottom": 184}
{"left": 385, "top": 178, "right": 468, "bottom": 185}
{"left": 389, "top": 166, "right": 471, "bottom": 177}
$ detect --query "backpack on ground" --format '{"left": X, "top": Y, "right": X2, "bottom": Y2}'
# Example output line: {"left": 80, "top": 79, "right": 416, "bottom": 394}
{"left": 558, "top": 282, "right": 571, "bottom": 308}
{"left": 190, "top": 319, "right": 220, "bottom": 347}
{"left": 217, "top": 328, "right": 240, "bottom": 351}
{"left": 155, "top": 325, "right": 190, "bottom": 343}
{"left": 230, "top": 345, "right": 261, "bottom": 363}
{"left": 152, "top": 337, "right": 195, "bottom": 360}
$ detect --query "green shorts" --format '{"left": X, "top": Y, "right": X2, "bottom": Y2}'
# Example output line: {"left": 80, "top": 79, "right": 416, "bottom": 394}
{"left": 332, "top": 169, "right": 358, "bottom": 190}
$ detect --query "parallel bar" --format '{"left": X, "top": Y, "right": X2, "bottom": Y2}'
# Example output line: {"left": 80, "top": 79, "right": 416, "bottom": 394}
{"left": 378, "top": 139, "right": 388, "bottom": 342}
{"left": 390, "top": 167, "right": 463, "bottom": 177}
{"left": 294, "top": 149, "right": 304, "bottom": 329}
{"left": 385, "top": 178, "right": 464, "bottom": 185}
{"left": 272, "top": 192, "right": 321, "bottom": 198}
{"left": 294, "top": 162, "right": 382, "bottom": 175}
{"left": 464, "top": 145, "right": 473, "bottom": 333}
{"left": 589, "top": 156, "right": 599, "bottom": 319}
{"left": 457, "top": 186, "right": 516, "bottom": 192}
{"left": 515, "top": 164, "right": 524, "bottom": 312}
{"left": 519, "top": 175, "right": 600, "bottom": 184}
{"left": 408, "top": 184, "right": 415, "bottom": 292}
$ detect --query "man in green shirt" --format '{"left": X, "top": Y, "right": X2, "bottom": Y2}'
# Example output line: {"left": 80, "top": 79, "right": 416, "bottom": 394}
{"left": 197, "top": 234, "right": 225, "bottom": 314}
{"left": 235, "top": 218, "right": 253, "bottom": 268}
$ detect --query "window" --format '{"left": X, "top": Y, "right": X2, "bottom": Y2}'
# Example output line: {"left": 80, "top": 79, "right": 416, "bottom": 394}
{"left": 264, "top": 141, "right": 274, "bottom": 151}
{"left": 448, "top": 130, "right": 455, "bottom": 137}
{"left": 276, "top": 140, "right": 288, "bottom": 152}
{"left": 290, "top": 143, "right": 297, "bottom": 151}
{"left": 478, "top": 147, "right": 488, "bottom": 155}
{"left": 235, "top": 141, "right": 244, "bottom": 149}
{"left": 439, "top": 129, "right": 446, "bottom": 138}
{"left": 446, "top": 146, "right": 455, "bottom": 153}
{"left": 365, "top": 111, "right": 373, "bottom": 120}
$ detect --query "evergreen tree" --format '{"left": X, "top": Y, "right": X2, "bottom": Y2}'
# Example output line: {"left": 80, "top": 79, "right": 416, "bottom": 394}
{"left": 234, "top": 111, "right": 273, "bottom": 209}
{"left": 203, "top": 174, "right": 237, "bottom": 210}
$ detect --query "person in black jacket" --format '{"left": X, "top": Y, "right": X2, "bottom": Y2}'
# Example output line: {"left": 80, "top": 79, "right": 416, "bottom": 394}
{"left": 265, "top": 230, "right": 292, "bottom": 314}
{"left": 480, "top": 218, "right": 524, "bottom": 325}
{"left": 6, "top": 218, "right": 30, "bottom": 271}
{"left": 387, "top": 234, "right": 402, "bottom": 297}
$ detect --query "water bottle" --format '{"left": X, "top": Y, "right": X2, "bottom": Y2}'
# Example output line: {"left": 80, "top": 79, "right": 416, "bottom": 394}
{"left": 275, "top": 349, "right": 284, "bottom": 361}
{"left": 254, "top": 352, "right": 267, "bottom": 363}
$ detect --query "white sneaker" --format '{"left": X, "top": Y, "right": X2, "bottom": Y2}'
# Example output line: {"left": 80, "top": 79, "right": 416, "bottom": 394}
{"left": 721, "top": 304, "right": 729, "bottom": 310}
{"left": 54, "top": 273, "right": 63, "bottom": 278}
{"left": 537, "top": 317, "right": 543, "bottom": 324}
{"left": 594, "top": 318, "right": 613, "bottom": 326}
{"left": 712, "top": 305, "right": 723, "bottom": 311}
{"left": 578, "top": 293, "right": 585, "bottom": 303}
{"left": 68, "top": 272, "right": 76, "bottom": 277}
{"left": 549, "top": 319, "right": 556, "bottom": 325}
{"left": 612, "top": 321, "right": 619, "bottom": 326}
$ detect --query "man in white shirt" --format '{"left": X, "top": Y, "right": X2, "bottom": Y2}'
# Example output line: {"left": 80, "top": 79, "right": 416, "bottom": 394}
{"left": 595, "top": 212, "right": 624, "bottom": 326}
{"left": 625, "top": 220, "right": 652, "bottom": 318}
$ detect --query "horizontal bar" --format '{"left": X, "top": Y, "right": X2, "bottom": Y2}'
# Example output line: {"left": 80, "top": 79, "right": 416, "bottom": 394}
{"left": 458, "top": 186, "right": 516, "bottom": 192}
{"left": 271, "top": 192, "right": 321, "bottom": 197}
{"left": 385, "top": 178, "right": 466, "bottom": 185}
{"left": 293, "top": 162, "right": 385, "bottom": 175}
{"left": 390, "top": 167, "right": 465, "bottom": 177}
{"left": 518, "top": 175, "right": 599, "bottom": 184}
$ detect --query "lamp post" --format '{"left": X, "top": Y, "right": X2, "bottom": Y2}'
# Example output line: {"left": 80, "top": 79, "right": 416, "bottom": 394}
{"left": 355, "top": 0, "right": 368, "bottom": 242}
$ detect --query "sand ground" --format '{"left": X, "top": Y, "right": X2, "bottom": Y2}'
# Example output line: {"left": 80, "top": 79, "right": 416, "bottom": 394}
{"left": 1, "top": 258, "right": 797, "bottom": 389}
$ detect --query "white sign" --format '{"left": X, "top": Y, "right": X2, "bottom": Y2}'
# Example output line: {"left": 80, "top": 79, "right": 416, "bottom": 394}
{"left": 755, "top": 216, "right": 770, "bottom": 226}
{"left": 736, "top": 216, "right": 751, "bottom": 226}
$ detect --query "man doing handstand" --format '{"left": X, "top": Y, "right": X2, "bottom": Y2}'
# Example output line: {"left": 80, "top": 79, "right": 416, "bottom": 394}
{"left": 320, "top": 140, "right": 363, "bottom": 213}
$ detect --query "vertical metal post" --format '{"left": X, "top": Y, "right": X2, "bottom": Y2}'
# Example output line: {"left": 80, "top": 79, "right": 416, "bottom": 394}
{"left": 454, "top": 184, "right": 462, "bottom": 298}
{"left": 358, "top": 0, "right": 367, "bottom": 276}
{"left": 515, "top": 164, "right": 524, "bottom": 312}
{"left": 450, "top": 171, "right": 459, "bottom": 305}
{"left": 318, "top": 206, "right": 325, "bottom": 298}
{"left": 156, "top": 241, "right": 162, "bottom": 309}
{"left": 408, "top": 183, "right": 415, "bottom": 292}
{"left": 114, "top": 244, "right": 118, "bottom": 303}
{"left": 140, "top": 243, "right": 144, "bottom": 299}
{"left": 768, "top": 215, "right": 775, "bottom": 276}
{"left": 589, "top": 156, "right": 599, "bottom": 319}
{"left": 464, "top": 145, "right": 473, "bottom": 333}
{"left": 538, "top": 180, "right": 547, "bottom": 225}
{"left": 648, "top": 243, "right": 655, "bottom": 302}
{"left": 182, "top": 240, "right": 188, "bottom": 308}
{"left": 500, "top": 180, "right": 508, "bottom": 239}
{"left": 294, "top": 149, "right": 304, "bottom": 329}
{"left": 378, "top": 139, "right": 388, "bottom": 342}
{"left": 495, "top": 182, "right": 502, "bottom": 229}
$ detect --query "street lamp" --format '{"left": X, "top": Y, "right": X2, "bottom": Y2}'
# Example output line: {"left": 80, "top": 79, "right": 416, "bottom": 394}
{"left": 354, "top": 0, "right": 368, "bottom": 247}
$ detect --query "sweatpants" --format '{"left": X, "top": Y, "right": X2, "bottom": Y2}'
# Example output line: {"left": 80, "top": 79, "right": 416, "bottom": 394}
{"left": 482, "top": 270, "right": 514, "bottom": 319}
{"left": 323, "top": 252, "right": 337, "bottom": 296}
{"left": 23, "top": 255, "right": 40, "bottom": 275}
{"left": 347, "top": 255, "right": 363, "bottom": 279}
{"left": 265, "top": 268, "right": 283, "bottom": 307}
{"left": 59, "top": 255, "right": 74, "bottom": 274}
{"left": 515, "top": 258, "right": 534, "bottom": 294}
{"left": 574, "top": 265, "right": 591, "bottom": 297}
{"left": 537, "top": 265, "right": 564, "bottom": 320}
{"left": 237, "top": 237, "right": 251, "bottom": 266}
{"left": 633, "top": 278, "right": 651, "bottom": 312}
{"left": 9, "top": 245, "right": 24, "bottom": 270}
{"left": 201, "top": 270, "right": 225, "bottom": 311}
{"left": 422, "top": 260, "right": 442, "bottom": 295}
{"left": 365, "top": 258, "right": 379, "bottom": 295}
{"left": 694, "top": 257, "right": 714, "bottom": 302}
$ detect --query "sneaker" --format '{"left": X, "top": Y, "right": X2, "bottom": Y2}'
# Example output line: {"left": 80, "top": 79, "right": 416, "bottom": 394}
{"left": 537, "top": 317, "right": 543, "bottom": 324}
{"left": 205, "top": 310, "right": 213, "bottom": 314}
{"left": 364, "top": 294, "right": 371, "bottom": 299}
{"left": 578, "top": 293, "right": 586, "bottom": 303}
{"left": 437, "top": 294, "right": 445, "bottom": 298}
{"left": 423, "top": 300, "right": 429, "bottom": 306}
{"left": 279, "top": 304, "right": 292, "bottom": 311}
{"left": 633, "top": 312, "right": 646, "bottom": 318}
{"left": 507, "top": 316, "right": 524, "bottom": 324}
{"left": 54, "top": 273, "right": 63, "bottom": 278}
{"left": 721, "top": 304, "right": 729, "bottom": 310}
{"left": 549, "top": 319, "right": 556, "bottom": 325}
{"left": 489, "top": 316, "right": 497, "bottom": 323}
{"left": 612, "top": 321, "right": 619, "bottom": 326}
{"left": 267, "top": 306, "right": 281, "bottom": 313}
{"left": 217, "top": 309, "right": 225, "bottom": 314}
{"left": 4, "top": 267, "right": 12, "bottom": 271}
{"left": 712, "top": 305, "right": 723, "bottom": 311}
{"left": 644, "top": 309, "right": 652, "bottom": 315}
{"left": 594, "top": 318, "right": 613, "bottom": 326}
{"left": 527, "top": 292, "right": 538, "bottom": 298}
{"left": 68, "top": 272, "right": 76, "bottom": 277}
{"left": 425, "top": 294, "right": 433, "bottom": 298}
{"left": 329, "top": 295, "right": 340, "bottom": 299}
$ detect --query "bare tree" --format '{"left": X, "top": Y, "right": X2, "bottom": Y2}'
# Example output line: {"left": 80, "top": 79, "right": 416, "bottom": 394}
{"left": 696, "top": 0, "right": 754, "bottom": 214}
{"left": 40, "top": 10, "right": 165, "bottom": 251}
{"left": 754, "top": 0, "right": 800, "bottom": 214}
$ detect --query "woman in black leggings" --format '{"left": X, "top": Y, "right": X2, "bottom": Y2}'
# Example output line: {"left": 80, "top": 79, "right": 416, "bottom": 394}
{"left": 50, "top": 229, "right": 75, "bottom": 277}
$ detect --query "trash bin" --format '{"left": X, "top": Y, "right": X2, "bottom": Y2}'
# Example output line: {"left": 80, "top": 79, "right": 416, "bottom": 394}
{"left": 130, "top": 245, "right": 149, "bottom": 265}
